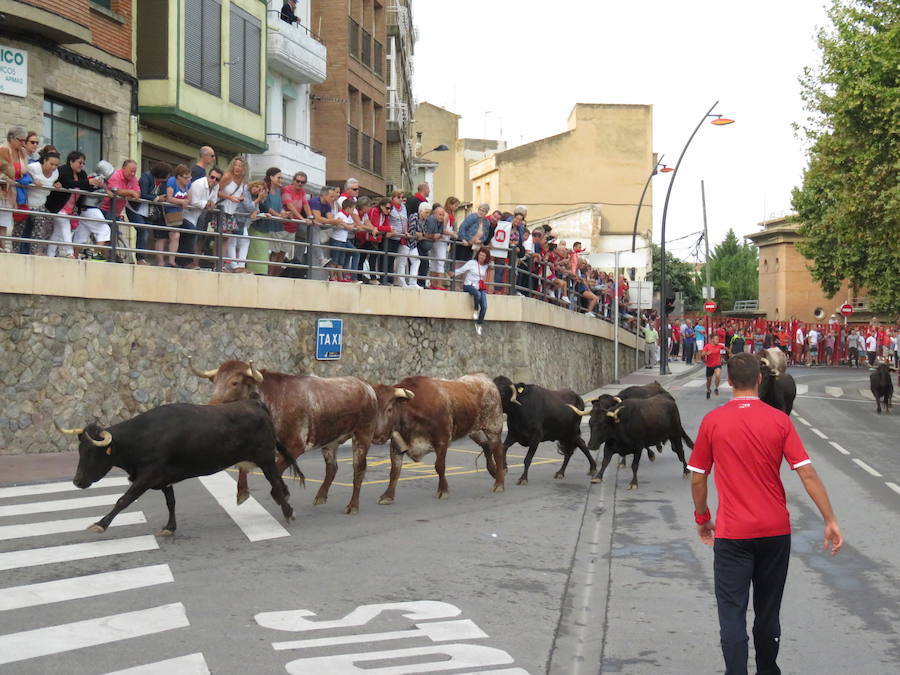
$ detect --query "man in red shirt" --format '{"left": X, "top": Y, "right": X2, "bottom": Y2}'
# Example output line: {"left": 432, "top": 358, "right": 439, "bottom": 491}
{"left": 700, "top": 333, "right": 727, "bottom": 399}
{"left": 689, "top": 352, "right": 843, "bottom": 675}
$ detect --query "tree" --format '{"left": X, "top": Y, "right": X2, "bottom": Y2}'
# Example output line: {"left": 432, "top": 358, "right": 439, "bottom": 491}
{"left": 791, "top": 0, "right": 900, "bottom": 313}
{"left": 700, "top": 229, "right": 759, "bottom": 312}
{"left": 648, "top": 244, "right": 702, "bottom": 312}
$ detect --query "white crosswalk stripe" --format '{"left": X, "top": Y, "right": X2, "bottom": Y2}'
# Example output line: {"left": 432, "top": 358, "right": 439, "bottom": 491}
{"left": 199, "top": 472, "right": 290, "bottom": 542}
{"left": 0, "top": 511, "right": 146, "bottom": 542}
{"left": 0, "top": 535, "right": 158, "bottom": 572}
{"left": 859, "top": 389, "right": 875, "bottom": 400}
{"left": 104, "top": 653, "right": 211, "bottom": 675}
{"left": 0, "top": 476, "right": 130, "bottom": 500}
{"left": 825, "top": 386, "right": 843, "bottom": 397}
{"left": 0, "top": 493, "right": 121, "bottom": 518}
{"left": 796, "top": 384, "right": 809, "bottom": 395}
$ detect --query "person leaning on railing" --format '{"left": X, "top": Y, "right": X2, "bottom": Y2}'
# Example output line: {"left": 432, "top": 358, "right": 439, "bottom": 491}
{"left": 158, "top": 164, "right": 191, "bottom": 268}
{"left": 20, "top": 145, "right": 61, "bottom": 256}
{"left": 130, "top": 161, "right": 170, "bottom": 264}
{"left": 0, "top": 126, "right": 31, "bottom": 253}
{"left": 394, "top": 201, "right": 429, "bottom": 289}
{"left": 217, "top": 157, "right": 250, "bottom": 273}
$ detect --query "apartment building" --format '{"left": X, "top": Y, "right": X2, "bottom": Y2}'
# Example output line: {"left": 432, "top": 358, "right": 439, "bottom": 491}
{"left": 384, "top": 0, "right": 415, "bottom": 194}
{"left": 134, "top": 0, "right": 267, "bottom": 169}
{"left": 311, "top": 0, "right": 387, "bottom": 196}
{"left": 0, "top": 0, "right": 137, "bottom": 168}
{"left": 245, "top": 0, "right": 327, "bottom": 186}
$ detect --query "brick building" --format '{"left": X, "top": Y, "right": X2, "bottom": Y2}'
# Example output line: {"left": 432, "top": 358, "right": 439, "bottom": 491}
{"left": 311, "top": 0, "right": 388, "bottom": 196}
{"left": 0, "top": 0, "right": 137, "bottom": 168}
{"left": 384, "top": 0, "right": 415, "bottom": 194}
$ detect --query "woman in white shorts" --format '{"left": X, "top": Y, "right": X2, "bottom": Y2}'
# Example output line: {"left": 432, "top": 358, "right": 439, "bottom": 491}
{"left": 73, "top": 159, "right": 114, "bottom": 255}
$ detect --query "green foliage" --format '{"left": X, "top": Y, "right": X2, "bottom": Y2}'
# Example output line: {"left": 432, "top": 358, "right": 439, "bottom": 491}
{"left": 791, "top": 0, "right": 900, "bottom": 313}
{"left": 699, "top": 229, "right": 759, "bottom": 312}
{"left": 648, "top": 244, "right": 702, "bottom": 311}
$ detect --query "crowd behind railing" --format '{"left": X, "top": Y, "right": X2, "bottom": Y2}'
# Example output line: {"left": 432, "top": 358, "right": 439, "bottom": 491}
{"left": 0, "top": 127, "right": 644, "bottom": 335}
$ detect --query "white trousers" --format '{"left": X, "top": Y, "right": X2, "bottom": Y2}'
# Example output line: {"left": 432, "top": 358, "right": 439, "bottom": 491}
{"left": 48, "top": 214, "right": 74, "bottom": 257}
{"left": 395, "top": 244, "right": 420, "bottom": 287}
{"left": 73, "top": 207, "right": 111, "bottom": 244}
{"left": 225, "top": 228, "right": 250, "bottom": 269}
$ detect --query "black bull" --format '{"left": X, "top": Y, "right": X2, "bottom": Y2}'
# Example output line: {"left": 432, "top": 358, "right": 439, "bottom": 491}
{"left": 494, "top": 376, "right": 596, "bottom": 485}
{"left": 569, "top": 396, "right": 693, "bottom": 489}
{"left": 57, "top": 400, "right": 301, "bottom": 535}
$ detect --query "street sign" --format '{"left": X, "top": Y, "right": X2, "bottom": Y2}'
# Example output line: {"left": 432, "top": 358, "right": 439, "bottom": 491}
{"left": 315, "top": 319, "right": 343, "bottom": 360}
{"left": 704, "top": 300, "right": 717, "bottom": 313}
{"left": 840, "top": 303, "right": 853, "bottom": 317}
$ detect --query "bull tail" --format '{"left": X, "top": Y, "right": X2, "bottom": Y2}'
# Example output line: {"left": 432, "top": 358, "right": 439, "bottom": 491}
{"left": 680, "top": 428, "right": 694, "bottom": 449}
{"left": 277, "top": 441, "right": 305, "bottom": 488}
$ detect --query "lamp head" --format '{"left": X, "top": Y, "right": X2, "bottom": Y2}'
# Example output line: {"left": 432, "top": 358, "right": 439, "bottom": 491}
{"left": 710, "top": 115, "right": 735, "bottom": 126}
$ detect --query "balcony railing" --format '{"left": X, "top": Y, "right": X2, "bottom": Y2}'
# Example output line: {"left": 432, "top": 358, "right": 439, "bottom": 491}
{"left": 267, "top": 9, "right": 324, "bottom": 44}
{"left": 266, "top": 10, "right": 327, "bottom": 84}
{"left": 266, "top": 133, "right": 324, "bottom": 157}
{"left": 347, "top": 125, "right": 359, "bottom": 166}
{"left": 346, "top": 126, "right": 382, "bottom": 176}
{"left": 348, "top": 18, "right": 383, "bottom": 78}
{"left": 361, "top": 133, "right": 372, "bottom": 171}
{"left": 373, "top": 140, "right": 383, "bottom": 176}
{"left": 732, "top": 300, "right": 759, "bottom": 312}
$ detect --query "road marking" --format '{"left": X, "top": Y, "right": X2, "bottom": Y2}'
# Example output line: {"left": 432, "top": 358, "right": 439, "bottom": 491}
{"left": 852, "top": 459, "right": 882, "bottom": 477}
{"left": 0, "top": 535, "right": 158, "bottom": 572}
{"left": 795, "top": 416, "right": 811, "bottom": 426}
{"left": 796, "top": 384, "right": 809, "bottom": 395}
{"left": 886, "top": 482, "right": 900, "bottom": 496}
{"left": 0, "top": 564, "right": 173, "bottom": 611}
{"left": 0, "top": 493, "right": 120, "bottom": 518}
{"left": 0, "top": 476, "right": 130, "bottom": 500}
{"left": 273, "top": 619, "right": 487, "bottom": 650}
{"left": 0, "top": 602, "right": 189, "bottom": 666}
{"left": 104, "top": 652, "right": 211, "bottom": 675}
{"left": 0, "top": 511, "right": 146, "bottom": 542}
{"left": 825, "top": 386, "right": 843, "bottom": 397}
{"left": 791, "top": 411, "right": 799, "bottom": 417}
{"left": 797, "top": 394, "right": 872, "bottom": 404}
{"left": 282, "top": 644, "right": 514, "bottom": 674}
{"left": 829, "top": 441, "right": 851, "bottom": 456}
{"left": 810, "top": 428, "right": 828, "bottom": 439}
{"left": 859, "top": 389, "right": 875, "bottom": 400}
{"left": 198, "top": 472, "right": 290, "bottom": 542}
{"left": 683, "top": 379, "right": 705, "bottom": 388}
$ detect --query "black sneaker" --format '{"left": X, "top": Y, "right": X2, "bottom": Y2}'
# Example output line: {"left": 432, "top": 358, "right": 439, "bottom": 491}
{"left": 706, "top": 390, "right": 711, "bottom": 399}
{"left": 714, "top": 388, "right": 719, "bottom": 396}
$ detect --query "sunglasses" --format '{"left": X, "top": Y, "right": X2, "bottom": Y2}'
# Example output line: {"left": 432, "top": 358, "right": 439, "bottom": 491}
{"left": 210, "top": 175, "right": 221, "bottom": 182}
{"left": 295, "top": 179, "right": 306, "bottom": 185}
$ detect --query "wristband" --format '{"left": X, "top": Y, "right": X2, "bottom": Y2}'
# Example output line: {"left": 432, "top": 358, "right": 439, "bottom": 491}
{"left": 694, "top": 509, "right": 711, "bottom": 525}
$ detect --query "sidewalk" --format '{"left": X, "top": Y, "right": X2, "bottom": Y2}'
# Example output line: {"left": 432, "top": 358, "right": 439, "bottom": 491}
{"left": 0, "top": 450, "right": 80, "bottom": 487}
{"left": 582, "top": 358, "right": 703, "bottom": 401}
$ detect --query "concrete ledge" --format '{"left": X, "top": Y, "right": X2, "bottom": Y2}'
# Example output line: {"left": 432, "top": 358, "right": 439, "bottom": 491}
{"left": 0, "top": 256, "right": 642, "bottom": 349}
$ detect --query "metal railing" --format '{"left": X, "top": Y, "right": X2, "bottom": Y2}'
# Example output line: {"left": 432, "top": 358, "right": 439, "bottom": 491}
{"left": 0, "top": 182, "right": 639, "bottom": 331}
{"left": 266, "top": 9, "right": 325, "bottom": 45}
{"left": 732, "top": 300, "right": 759, "bottom": 311}
{"left": 266, "top": 133, "right": 325, "bottom": 157}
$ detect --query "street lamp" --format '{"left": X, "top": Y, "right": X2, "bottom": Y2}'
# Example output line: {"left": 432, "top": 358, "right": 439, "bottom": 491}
{"left": 658, "top": 101, "right": 734, "bottom": 376}
{"left": 631, "top": 154, "right": 673, "bottom": 254}
{"left": 419, "top": 144, "right": 449, "bottom": 158}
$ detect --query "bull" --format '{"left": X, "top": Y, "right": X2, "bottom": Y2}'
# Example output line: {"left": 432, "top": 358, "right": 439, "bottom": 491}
{"left": 189, "top": 358, "right": 409, "bottom": 514}
{"left": 759, "top": 347, "right": 788, "bottom": 377}
{"left": 758, "top": 357, "right": 796, "bottom": 415}
{"left": 493, "top": 376, "right": 596, "bottom": 485}
{"left": 569, "top": 395, "right": 692, "bottom": 490}
{"left": 55, "top": 399, "right": 297, "bottom": 535}
{"left": 372, "top": 373, "right": 505, "bottom": 504}
{"left": 870, "top": 362, "right": 895, "bottom": 414}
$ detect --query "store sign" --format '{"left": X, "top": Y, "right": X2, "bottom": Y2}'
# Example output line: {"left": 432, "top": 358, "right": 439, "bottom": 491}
{"left": 0, "top": 46, "right": 27, "bottom": 98}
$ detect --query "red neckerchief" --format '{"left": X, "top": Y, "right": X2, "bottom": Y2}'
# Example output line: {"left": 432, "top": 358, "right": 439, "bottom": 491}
{"left": 414, "top": 193, "right": 426, "bottom": 201}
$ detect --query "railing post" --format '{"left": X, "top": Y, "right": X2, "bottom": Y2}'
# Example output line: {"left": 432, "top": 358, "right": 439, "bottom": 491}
{"left": 305, "top": 219, "right": 314, "bottom": 280}
{"left": 108, "top": 198, "right": 120, "bottom": 262}
{"left": 508, "top": 246, "right": 518, "bottom": 296}
{"left": 215, "top": 210, "right": 224, "bottom": 273}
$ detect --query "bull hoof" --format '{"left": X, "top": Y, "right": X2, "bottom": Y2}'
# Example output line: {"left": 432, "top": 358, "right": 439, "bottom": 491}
{"left": 377, "top": 496, "right": 394, "bottom": 505}
{"left": 313, "top": 496, "right": 327, "bottom": 506}
{"left": 155, "top": 528, "right": 174, "bottom": 537}
{"left": 648, "top": 453, "right": 656, "bottom": 462}
{"left": 591, "top": 477, "right": 603, "bottom": 484}
{"left": 554, "top": 471, "right": 565, "bottom": 479}
{"left": 517, "top": 477, "right": 528, "bottom": 486}
{"left": 344, "top": 505, "right": 359, "bottom": 515}
{"left": 618, "top": 459, "right": 626, "bottom": 468}
{"left": 628, "top": 482, "right": 638, "bottom": 490}
{"left": 87, "top": 523, "right": 106, "bottom": 534}
{"left": 492, "top": 484, "right": 505, "bottom": 493}
{"left": 682, "top": 470, "right": 690, "bottom": 479}
{"left": 436, "top": 491, "right": 449, "bottom": 500}
{"left": 236, "top": 491, "right": 250, "bottom": 506}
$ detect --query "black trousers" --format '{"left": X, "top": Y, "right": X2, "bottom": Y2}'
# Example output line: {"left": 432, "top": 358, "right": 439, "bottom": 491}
{"left": 714, "top": 535, "right": 791, "bottom": 675}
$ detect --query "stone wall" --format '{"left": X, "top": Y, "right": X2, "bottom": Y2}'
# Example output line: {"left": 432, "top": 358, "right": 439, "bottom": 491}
{"left": 0, "top": 293, "right": 639, "bottom": 455}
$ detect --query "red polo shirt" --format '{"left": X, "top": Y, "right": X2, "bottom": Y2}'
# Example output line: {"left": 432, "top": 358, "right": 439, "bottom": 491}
{"left": 701, "top": 342, "right": 726, "bottom": 368}
{"left": 688, "top": 397, "right": 810, "bottom": 539}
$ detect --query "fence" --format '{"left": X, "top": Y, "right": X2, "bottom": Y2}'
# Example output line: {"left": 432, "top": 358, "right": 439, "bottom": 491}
{"left": 0, "top": 182, "right": 641, "bottom": 334}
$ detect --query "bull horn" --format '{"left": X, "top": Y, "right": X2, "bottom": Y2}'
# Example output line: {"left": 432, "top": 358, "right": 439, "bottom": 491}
{"left": 187, "top": 356, "right": 218, "bottom": 380}
{"left": 587, "top": 397, "right": 600, "bottom": 404}
{"left": 393, "top": 387, "right": 415, "bottom": 400}
{"left": 613, "top": 396, "right": 622, "bottom": 403}
{"left": 246, "top": 361, "right": 264, "bottom": 383}
{"left": 85, "top": 429, "right": 113, "bottom": 448}
{"left": 509, "top": 385, "right": 522, "bottom": 405}
{"left": 606, "top": 406, "right": 623, "bottom": 422}
{"left": 53, "top": 421, "right": 83, "bottom": 435}
{"left": 566, "top": 404, "right": 591, "bottom": 417}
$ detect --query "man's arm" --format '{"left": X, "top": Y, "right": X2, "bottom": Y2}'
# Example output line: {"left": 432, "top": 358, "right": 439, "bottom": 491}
{"left": 690, "top": 472, "right": 715, "bottom": 545}
{"left": 795, "top": 464, "right": 843, "bottom": 555}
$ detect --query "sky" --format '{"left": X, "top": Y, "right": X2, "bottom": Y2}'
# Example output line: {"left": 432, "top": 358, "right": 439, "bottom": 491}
{"left": 411, "top": 0, "right": 832, "bottom": 262}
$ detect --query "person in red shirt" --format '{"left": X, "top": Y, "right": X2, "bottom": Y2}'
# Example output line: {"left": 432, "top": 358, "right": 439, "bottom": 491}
{"left": 700, "top": 334, "right": 727, "bottom": 399}
{"left": 689, "top": 353, "right": 843, "bottom": 675}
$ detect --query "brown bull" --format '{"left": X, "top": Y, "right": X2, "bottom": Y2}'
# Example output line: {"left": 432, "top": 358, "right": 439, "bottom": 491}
{"left": 189, "top": 358, "right": 408, "bottom": 514}
{"left": 372, "top": 373, "right": 505, "bottom": 504}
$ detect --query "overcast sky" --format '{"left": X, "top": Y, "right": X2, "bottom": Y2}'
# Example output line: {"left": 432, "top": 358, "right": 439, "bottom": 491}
{"left": 411, "top": 0, "right": 830, "bottom": 261}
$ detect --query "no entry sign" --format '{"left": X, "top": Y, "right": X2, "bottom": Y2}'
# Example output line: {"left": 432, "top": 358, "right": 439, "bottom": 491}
{"left": 840, "top": 303, "right": 853, "bottom": 317}
{"left": 704, "top": 300, "right": 717, "bottom": 313}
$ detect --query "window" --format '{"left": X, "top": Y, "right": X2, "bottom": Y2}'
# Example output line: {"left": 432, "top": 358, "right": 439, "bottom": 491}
{"left": 372, "top": 139, "right": 382, "bottom": 176}
{"left": 373, "top": 39, "right": 383, "bottom": 77}
{"left": 42, "top": 98, "right": 103, "bottom": 170}
{"left": 185, "top": 0, "right": 221, "bottom": 96}
{"left": 136, "top": 0, "right": 169, "bottom": 79}
{"left": 361, "top": 29, "right": 372, "bottom": 68}
{"left": 347, "top": 125, "right": 359, "bottom": 166}
{"left": 92, "top": 0, "right": 112, "bottom": 9}
{"left": 229, "top": 4, "right": 261, "bottom": 112}
{"left": 348, "top": 18, "right": 360, "bottom": 59}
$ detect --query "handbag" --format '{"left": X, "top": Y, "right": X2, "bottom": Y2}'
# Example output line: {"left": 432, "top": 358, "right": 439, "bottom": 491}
{"left": 164, "top": 210, "right": 183, "bottom": 226}
{"left": 417, "top": 237, "right": 434, "bottom": 254}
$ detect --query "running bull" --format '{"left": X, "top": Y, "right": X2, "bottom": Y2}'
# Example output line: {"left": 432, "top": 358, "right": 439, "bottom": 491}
{"left": 56, "top": 399, "right": 298, "bottom": 535}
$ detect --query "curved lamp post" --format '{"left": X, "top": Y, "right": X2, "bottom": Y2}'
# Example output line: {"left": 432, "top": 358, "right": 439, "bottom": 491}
{"left": 420, "top": 144, "right": 450, "bottom": 158}
{"left": 631, "top": 155, "right": 673, "bottom": 253}
{"left": 658, "top": 101, "right": 734, "bottom": 375}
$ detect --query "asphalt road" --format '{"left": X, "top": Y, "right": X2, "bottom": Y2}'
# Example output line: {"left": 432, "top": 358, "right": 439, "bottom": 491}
{"left": 0, "top": 364, "right": 897, "bottom": 674}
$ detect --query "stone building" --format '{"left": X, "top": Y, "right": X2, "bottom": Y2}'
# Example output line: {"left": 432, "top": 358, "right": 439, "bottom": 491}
{"left": 246, "top": 0, "right": 327, "bottom": 187}
{"left": 745, "top": 215, "right": 875, "bottom": 324}
{"left": 311, "top": 0, "right": 388, "bottom": 196}
{"left": 383, "top": 0, "right": 415, "bottom": 194}
{"left": 0, "top": 0, "right": 137, "bottom": 169}
{"left": 135, "top": 0, "right": 268, "bottom": 169}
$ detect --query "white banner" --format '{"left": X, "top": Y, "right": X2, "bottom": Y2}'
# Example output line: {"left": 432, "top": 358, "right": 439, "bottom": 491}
{"left": 0, "top": 46, "right": 27, "bottom": 98}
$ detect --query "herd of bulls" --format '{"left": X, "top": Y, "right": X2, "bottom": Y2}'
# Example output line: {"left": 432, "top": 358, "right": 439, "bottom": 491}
{"left": 54, "top": 352, "right": 803, "bottom": 537}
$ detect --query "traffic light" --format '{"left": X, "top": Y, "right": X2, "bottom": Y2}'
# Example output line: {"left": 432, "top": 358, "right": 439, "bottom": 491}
{"left": 665, "top": 296, "right": 675, "bottom": 315}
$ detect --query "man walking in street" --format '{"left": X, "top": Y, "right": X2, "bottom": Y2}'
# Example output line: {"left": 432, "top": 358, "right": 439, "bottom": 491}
{"left": 643, "top": 319, "right": 658, "bottom": 368}
{"left": 688, "top": 352, "right": 843, "bottom": 675}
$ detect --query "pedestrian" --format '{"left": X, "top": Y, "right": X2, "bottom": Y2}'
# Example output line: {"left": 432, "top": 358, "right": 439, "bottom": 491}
{"left": 158, "top": 163, "right": 192, "bottom": 268}
{"left": 131, "top": 161, "right": 171, "bottom": 264}
{"left": 191, "top": 146, "right": 215, "bottom": 182}
{"left": 453, "top": 246, "right": 491, "bottom": 336}
{"left": 218, "top": 157, "right": 249, "bottom": 272}
{"left": 643, "top": 320, "right": 658, "bottom": 368}
{"left": 689, "top": 352, "right": 843, "bottom": 675}
{"left": 865, "top": 331, "right": 877, "bottom": 366}
{"left": 682, "top": 319, "right": 696, "bottom": 364}
{"left": 699, "top": 333, "right": 727, "bottom": 399}
{"left": 0, "top": 126, "right": 31, "bottom": 253}
{"left": 22, "top": 145, "right": 60, "bottom": 255}
{"left": 807, "top": 326, "right": 820, "bottom": 367}
{"left": 182, "top": 165, "right": 221, "bottom": 269}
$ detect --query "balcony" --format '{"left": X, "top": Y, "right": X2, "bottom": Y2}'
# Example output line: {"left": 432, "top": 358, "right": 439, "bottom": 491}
{"left": 266, "top": 11, "right": 327, "bottom": 85}
{"left": 253, "top": 134, "right": 326, "bottom": 187}
{"left": 387, "top": 90, "right": 411, "bottom": 143}
{"left": 0, "top": 0, "right": 92, "bottom": 45}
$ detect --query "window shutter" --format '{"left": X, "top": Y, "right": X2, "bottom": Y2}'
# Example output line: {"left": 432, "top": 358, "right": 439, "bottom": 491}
{"left": 229, "top": 5, "right": 245, "bottom": 106}
{"left": 202, "top": 0, "right": 221, "bottom": 96}
{"left": 184, "top": 0, "right": 203, "bottom": 88}
{"left": 243, "top": 18, "right": 261, "bottom": 113}
{"left": 228, "top": 5, "right": 260, "bottom": 113}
